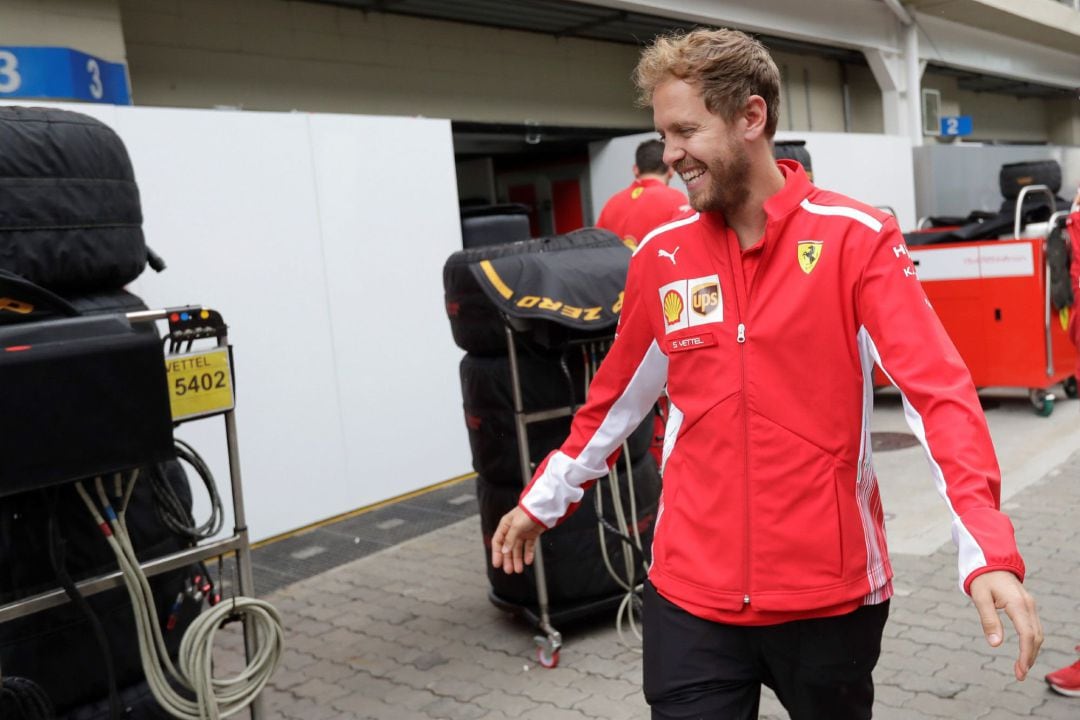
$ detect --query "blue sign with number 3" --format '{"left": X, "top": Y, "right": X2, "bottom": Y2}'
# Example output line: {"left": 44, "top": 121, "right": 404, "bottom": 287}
{"left": 0, "top": 46, "right": 131, "bottom": 105}
{"left": 940, "top": 115, "right": 973, "bottom": 137}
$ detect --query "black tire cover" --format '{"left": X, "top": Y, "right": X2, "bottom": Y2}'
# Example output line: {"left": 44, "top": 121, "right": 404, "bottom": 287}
{"left": 459, "top": 351, "right": 655, "bottom": 483}
{"left": 774, "top": 140, "right": 812, "bottom": 178}
{"left": 999, "top": 160, "right": 1061, "bottom": 200}
{"left": 1047, "top": 218, "right": 1074, "bottom": 311}
{"left": 443, "top": 228, "right": 622, "bottom": 355}
{"left": 61, "top": 288, "right": 149, "bottom": 316}
{"left": 0, "top": 106, "right": 146, "bottom": 292}
{"left": 460, "top": 352, "right": 582, "bottom": 484}
{"left": 477, "top": 454, "right": 661, "bottom": 608}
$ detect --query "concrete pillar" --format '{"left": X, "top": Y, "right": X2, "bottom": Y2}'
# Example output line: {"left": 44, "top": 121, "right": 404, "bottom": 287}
{"left": 864, "top": 48, "right": 904, "bottom": 137}
{"left": 903, "top": 21, "right": 923, "bottom": 147}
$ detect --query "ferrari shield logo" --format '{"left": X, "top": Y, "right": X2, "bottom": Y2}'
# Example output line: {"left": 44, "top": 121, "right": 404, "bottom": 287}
{"left": 798, "top": 241, "right": 823, "bottom": 274}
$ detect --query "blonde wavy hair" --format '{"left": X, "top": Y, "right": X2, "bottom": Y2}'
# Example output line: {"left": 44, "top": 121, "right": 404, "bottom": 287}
{"left": 634, "top": 28, "right": 781, "bottom": 138}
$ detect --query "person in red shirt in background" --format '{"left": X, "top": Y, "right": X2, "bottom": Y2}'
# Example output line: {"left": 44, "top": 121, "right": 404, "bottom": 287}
{"left": 1047, "top": 185, "right": 1080, "bottom": 698}
{"left": 596, "top": 139, "right": 689, "bottom": 251}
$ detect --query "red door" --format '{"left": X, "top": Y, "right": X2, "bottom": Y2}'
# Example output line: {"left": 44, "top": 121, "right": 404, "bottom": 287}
{"left": 551, "top": 179, "right": 584, "bottom": 234}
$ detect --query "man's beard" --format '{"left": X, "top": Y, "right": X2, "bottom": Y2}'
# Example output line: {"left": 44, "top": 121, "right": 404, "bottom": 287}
{"left": 687, "top": 141, "right": 751, "bottom": 217}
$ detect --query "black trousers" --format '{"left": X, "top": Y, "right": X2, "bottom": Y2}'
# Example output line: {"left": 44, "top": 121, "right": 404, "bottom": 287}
{"left": 643, "top": 581, "right": 889, "bottom": 720}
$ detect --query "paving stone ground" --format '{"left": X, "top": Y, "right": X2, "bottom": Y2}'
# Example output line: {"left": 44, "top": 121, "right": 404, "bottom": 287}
{"left": 223, "top": 450, "right": 1080, "bottom": 719}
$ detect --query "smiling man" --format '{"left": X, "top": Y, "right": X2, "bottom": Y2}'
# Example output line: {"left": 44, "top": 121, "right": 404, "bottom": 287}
{"left": 492, "top": 28, "right": 1042, "bottom": 720}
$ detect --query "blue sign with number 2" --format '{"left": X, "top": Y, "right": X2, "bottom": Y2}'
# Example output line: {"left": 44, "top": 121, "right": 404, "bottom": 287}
{"left": 940, "top": 115, "right": 973, "bottom": 137}
{"left": 0, "top": 46, "right": 131, "bottom": 105}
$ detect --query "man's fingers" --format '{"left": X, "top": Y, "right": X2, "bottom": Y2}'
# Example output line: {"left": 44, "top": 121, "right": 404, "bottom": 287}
{"left": 524, "top": 537, "right": 536, "bottom": 566}
{"left": 501, "top": 522, "right": 521, "bottom": 574}
{"left": 489, "top": 508, "right": 545, "bottom": 574}
{"left": 511, "top": 537, "right": 525, "bottom": 574}
{"left": 491, "top": 513, "right": 516, "bottom": 571}
{"left": 1003, "top": 594, "right": 1042, "bottom": 681}
{"left": 971, "top": 584, "right": 1004, "bottom": 647}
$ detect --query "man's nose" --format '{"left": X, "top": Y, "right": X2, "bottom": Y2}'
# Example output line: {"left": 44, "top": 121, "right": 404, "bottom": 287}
{"left": 662, "top": 142, "right": 683, "bottom": 169}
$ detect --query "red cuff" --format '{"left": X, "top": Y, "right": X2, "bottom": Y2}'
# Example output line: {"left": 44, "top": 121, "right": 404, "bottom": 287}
{"left": 962, "top": 564, "right": 1026, "bottom": 595}
{"left": 517, "top": 502, "right": 549, "bottom": 529}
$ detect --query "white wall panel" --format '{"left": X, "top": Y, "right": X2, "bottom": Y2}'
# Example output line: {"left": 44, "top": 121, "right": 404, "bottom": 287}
{"left": 306, "top": 113, "right": 468, "bottom": 515}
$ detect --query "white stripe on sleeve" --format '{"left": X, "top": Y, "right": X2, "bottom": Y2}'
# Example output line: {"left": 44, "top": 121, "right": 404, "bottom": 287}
{"left": 860, "top": 327, "right": 987, "bottom": 592}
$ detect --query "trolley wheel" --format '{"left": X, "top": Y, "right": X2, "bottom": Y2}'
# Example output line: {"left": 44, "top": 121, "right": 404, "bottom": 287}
{"left": 536, "top": 645, "right": 560, "bottom": 668}
{"left": 1064, "top": 376, "right": 1078, "bottom": 399}
{"left": 533, "top": 634, "right": 561, "bottom": 669}
{"left": 1029, "top": 389, "right": 1054, "bottom": 417}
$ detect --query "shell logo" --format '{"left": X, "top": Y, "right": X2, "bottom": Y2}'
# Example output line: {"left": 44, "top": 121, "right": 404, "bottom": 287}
{"left": 663, "top": 290, "right": 684, "bottom": 325}
{"left": 631, "top": 187, "right": 645, "bottom": 200}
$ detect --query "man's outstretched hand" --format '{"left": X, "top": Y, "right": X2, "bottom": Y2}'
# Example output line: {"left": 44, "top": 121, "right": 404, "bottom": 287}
{"left": 969, "top": 570, "right": 1043, "bottom": 681}
{"left": 491, "top": 506, "right": 546, "bottom": 574}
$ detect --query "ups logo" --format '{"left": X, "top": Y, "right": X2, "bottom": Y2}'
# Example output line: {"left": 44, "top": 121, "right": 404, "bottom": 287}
{"left": 690, "top": 282, "right": 719, "bottom": 317}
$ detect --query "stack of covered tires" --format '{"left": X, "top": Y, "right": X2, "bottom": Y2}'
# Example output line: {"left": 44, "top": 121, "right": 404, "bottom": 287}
{"left": 0, "top": 106, "right": 197, "bottom": 719}
{"left": 444, "top": 228, "right": 661, "bottom": 612}
{"left": 774, "top": 140, "right": 813, "bottom": 180}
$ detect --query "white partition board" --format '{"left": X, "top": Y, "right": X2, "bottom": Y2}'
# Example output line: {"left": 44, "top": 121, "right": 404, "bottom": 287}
{"left": 1, "top": 100, "right": 469, "bottom": 541}
{"left": 307, "top": 113, "right": 466, "bottom": 509}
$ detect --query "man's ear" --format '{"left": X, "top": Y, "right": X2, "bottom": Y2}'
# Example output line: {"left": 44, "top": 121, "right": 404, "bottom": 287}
{"left": 632, "top": 164, "right": 642, "bottom": 178}
{"left": 743, "top": 95, "right": 769, "bottom": 140}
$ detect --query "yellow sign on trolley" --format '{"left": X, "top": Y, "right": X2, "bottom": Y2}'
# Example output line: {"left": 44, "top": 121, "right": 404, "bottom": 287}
{"left": 165, "top": 348, "right": 235, "bottom": 421}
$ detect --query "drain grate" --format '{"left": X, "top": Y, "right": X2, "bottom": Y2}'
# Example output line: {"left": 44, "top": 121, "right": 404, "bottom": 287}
{"left": 871, "top": 432, "right": 920, "bottom": 452}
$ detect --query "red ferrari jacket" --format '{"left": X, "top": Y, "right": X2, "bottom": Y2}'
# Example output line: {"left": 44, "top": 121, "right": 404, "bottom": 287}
{"left": 520, "top": 161, "right": 1025, "bottom": 624}
{"left": 596, "top": 177, "right": 689, "bottom": 249}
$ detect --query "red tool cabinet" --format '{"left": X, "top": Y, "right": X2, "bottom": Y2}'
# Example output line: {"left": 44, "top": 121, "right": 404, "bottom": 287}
{"left": 883, "top": 220, "right": 1077, "bottom": 415}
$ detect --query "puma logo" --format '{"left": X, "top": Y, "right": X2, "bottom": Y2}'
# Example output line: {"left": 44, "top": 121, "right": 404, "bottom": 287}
{"left": 658, "top": 247, "right": 681, "bottom": 265}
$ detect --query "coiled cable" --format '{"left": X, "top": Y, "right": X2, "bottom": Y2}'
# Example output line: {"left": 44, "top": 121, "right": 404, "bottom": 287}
{"left": 76, "top": 474, "right": 283, "bottom": 720}
{"left": 150, "top": 440, "right": 224, "bottom": 541}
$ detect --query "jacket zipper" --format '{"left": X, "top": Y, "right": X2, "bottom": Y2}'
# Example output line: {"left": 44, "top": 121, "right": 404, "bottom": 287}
{"left": 723, "top": 230, "right": 753, "bottom": 608}
{"left": 737, "top": 321, "right": 749, "bottom": 605}
{"left": 738, "top": 319, "right": 750, "bottom": 606}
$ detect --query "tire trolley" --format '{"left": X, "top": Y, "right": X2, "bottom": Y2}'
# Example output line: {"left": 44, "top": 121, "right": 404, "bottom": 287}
{"left": 456, "top": 230, "right": 661, "bottom": 668}
{"left": 0, "top": 303, "right": 281, "bottom": 719}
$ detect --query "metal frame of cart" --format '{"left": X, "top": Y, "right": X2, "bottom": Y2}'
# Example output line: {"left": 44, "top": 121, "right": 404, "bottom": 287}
{"left": 499, "top": 322, "right": 641, "bottom": 668}
{"left": 0, "top": 305, "right": 266, "bottom": 719}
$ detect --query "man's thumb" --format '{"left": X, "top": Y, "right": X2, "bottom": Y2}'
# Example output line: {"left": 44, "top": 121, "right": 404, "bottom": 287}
{"left": 977, "top": 601, "right": 1003, "bottom": 646}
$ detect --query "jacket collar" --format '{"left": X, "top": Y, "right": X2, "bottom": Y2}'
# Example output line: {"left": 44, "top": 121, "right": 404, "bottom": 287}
{"left": 699, "top": 159, "right": 814, "bottom": 234}
{"left": 763, "top": 159, "right": 814, "bottom": 221}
